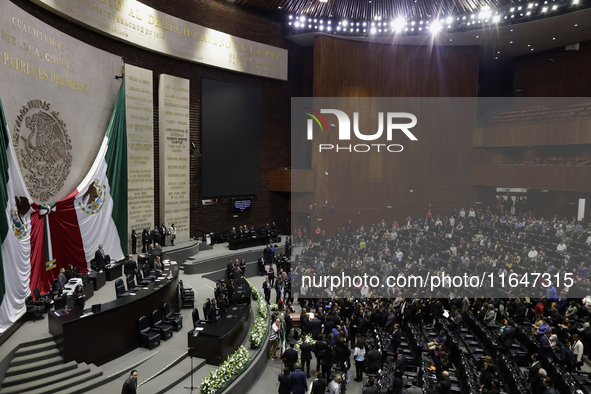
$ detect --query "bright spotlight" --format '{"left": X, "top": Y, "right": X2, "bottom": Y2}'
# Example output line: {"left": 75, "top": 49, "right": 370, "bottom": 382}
{"left": 370, "top": 27, "right": 377, "bottom": 34}
{"left": 480, "top": 6, "right": 492, "bottom": 19}
{"left": 492, "top": 15, "right": 500, "bottom": 23}
{"left": 391, "top": 18, "right": 406, "bottom": 31}
{"left": 446, "top": 16, "right": 453, "bottom": 24}
{"left": 295, "top": 22, "right": 300, "bottom": 28}
{"left": 300, "top": 16, "right": 306, "bottom": 22}
{"left": 431, "top": 21, "right": 442, "bottom": 34}
{"left": 342, "top": 20, "right": 348, "bottom": 26}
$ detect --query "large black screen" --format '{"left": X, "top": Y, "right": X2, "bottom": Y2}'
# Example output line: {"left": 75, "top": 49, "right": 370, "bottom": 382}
{"left": 202, "top": 78, "right": 261, "bottom": 197}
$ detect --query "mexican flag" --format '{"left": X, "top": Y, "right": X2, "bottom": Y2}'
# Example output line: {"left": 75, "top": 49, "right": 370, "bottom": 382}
{"left": 280, "top": 320, "right": 286, "bottom": 362}
{"left": 63, "top": 79, "right": 128, "bottom": 269}
{"left": 27, "top": 80, "right": 128, "bottom": 292}
{"left": 0, "top": 97, "right": 34, "bottom": 333}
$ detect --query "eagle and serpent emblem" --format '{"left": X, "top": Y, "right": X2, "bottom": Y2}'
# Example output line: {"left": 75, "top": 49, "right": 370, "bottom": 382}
{"left": 12, "top": 100, "right": 73, "bottom": 203}
{"left": 10, "top": 196, "right": 31, "bottom": 240}
{"left": 79, "top": 180, "right": 106, "bottom": 215}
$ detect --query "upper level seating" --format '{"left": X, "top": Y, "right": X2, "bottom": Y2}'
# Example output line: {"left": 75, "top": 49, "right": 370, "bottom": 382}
{"left": 513, "top": 157, "right": 590, "bottom": 166}
{"left": 489, "top": 102, "right": 591, "bottom": 126}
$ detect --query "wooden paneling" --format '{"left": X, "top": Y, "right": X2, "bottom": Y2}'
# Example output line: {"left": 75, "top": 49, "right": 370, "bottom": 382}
{"left": 473, "top": 118, "right": 591, "bottom": 147}
{"left": 514, "top": 41, "right": 591, "bottom": 97}
{"left": 307, "top": 37, "right": 482, "bottom": 235}
{"left": 269, "top": 170, "right": 315, "bottom": 192}
{"left": 471, "top": 165, "right": 591, "bottom": 193}
{"left": 313, "top": 36, "right": 480, "bottom": 97}
{"left": 307, "top": 36, "right": 481, "bottom": 236}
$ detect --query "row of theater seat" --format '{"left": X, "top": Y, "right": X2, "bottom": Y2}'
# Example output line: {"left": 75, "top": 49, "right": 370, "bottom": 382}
{"left": 489, "top": 102, "right": 591, "bottom": 126}
{"left": 138, "top": 302, "right": 183, "bottom": 349}
{"left": 513, "top": 157, "right": 590, "bottom": 166}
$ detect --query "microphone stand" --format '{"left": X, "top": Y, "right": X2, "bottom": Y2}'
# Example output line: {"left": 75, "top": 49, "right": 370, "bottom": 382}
{"left": 185, "top": 346, "right": 197, "bottom": 392}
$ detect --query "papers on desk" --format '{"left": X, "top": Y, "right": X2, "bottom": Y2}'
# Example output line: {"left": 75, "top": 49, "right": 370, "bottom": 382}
{"left": 170, "top": 261, "right": 177, "bottom": 265}
{"left": 195, "top": 327, "right": 204, "bottom": 331}
{"left": 54, "top": 310, "right": 69, "bottom": 316}
{"left": 143, "top": 287, "right": 149, "bottom": 290}
{"left": 163, "top": 262, "right": 170, "bottom": 266}
{"left": 129, "top": 293, "right": 136, "bottom": 296}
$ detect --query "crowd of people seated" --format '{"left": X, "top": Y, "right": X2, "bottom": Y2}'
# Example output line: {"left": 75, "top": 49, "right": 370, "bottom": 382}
{"left": 273, "top": 207, "right": 591, "bottom": 394}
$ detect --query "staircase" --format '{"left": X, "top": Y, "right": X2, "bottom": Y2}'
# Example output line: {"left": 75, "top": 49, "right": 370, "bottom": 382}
{"left": 0, "top": 339, "right": 103, "bottom": 394}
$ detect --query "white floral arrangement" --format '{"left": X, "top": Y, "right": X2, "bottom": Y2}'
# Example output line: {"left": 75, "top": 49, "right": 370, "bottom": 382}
{"left": 248, "top": 315, "right": 267, "bottom": 348}
{"left": 269, "top": 303, "right": 279, "bottom": 311}
{"left": 245, "top": 278, "right": 269, "bottom": 348}
{"left": 199, "top": 345, "right": 250, "bottom": 394}
{"left": 246, "top": 278, "right": 260, "bottom": 302}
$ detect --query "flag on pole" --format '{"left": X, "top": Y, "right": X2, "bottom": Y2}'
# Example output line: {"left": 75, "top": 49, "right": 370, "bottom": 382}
{"left": 278, "top": 276, "right": 285, "bottom": 309}
{"left": 0, "top": 97, "right": 34, "bottom": 333}
{"left": 280, "top": 320, "right": 286, "bottom": 363}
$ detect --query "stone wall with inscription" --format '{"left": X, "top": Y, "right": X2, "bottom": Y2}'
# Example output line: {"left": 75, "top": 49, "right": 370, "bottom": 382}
{"left": 125, "top": 64, "right": 154, "bottom": 249}
{"left": 31, "top": 0, "right": 288, "bottom": 80}
{"left": 0, "top": 1, "right": 121, "bottom": 204}
{"left": 158, "top": 74, "right": 189, "bottom": 243}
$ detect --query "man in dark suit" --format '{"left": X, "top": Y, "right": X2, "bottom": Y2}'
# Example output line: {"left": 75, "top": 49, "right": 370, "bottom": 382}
{"left": 258, "top": 254, "right": 266, "bottom": 276}
{"left": 159, "top": 223, "right": 167, "bottom": 246}
{"left": 363, "top": 377, "right": 379, "bottom": 394}
{"left": 528, "top": 354, "right": 541, "bottom": 385}
{"left": 300, "top": 308, "right": 311, "bottom": 334}
{"left": 542, "top": 378, "right": 557, "bottom": 394}
{"left": 395, "top": 348, "right": 407, "bottom": 375}
{"left": 263, "top": 278, "right": 271, "bottom": 304}
{"left": 278, "top": 370, "right": 290, "bottom": 394}
{"left": 141, "top": 229, "right": 149, "bottom": 253}
{"left": 314, "top": 334, "right": 328, "bottom": 373}
{"left": 283, "top": 343, "right": 299, "bottom": 372}
{"left": 310, "top": 371, "right": 326, "bottom": 394}
{"left": 150, "top": 226, "right": 159, "bottom": 244}
{"left": 289, "top": 363, "right": 308, "bottom": 394}
{"left": 436, "top": 371, "right": 452, "bottom": 394}
{"left": 390, "top": 324, "right": 402, "bottom": 351}
{"left": 94, "top": 244, "right": 109, "bottom": 271}
{"left": 300, "top": 335, "right": 313, "bottom": 378}
{"left": 310, "top": 315, "right": 323, "bottom": 340}
{"left": 539, "top": 331, "right": 554, "bottom": 359}
{"left": 121, "top": 370, "right": 138, "bottom": 394}
{"left": 285, "top": 313, "right": 293, "bottom": 340}
{"left": 124, "top": 255, "right": 137, "bottom": 276}
{"left": 500, "top": 320, "right": 516, "bottom": 353}
{"left": 285, "top": 236, "right": 292, "bottom": 258}
{"left": 450, "top": 308, "right": 462, "bottom": 333}
{"left": 385, "top": 309, "right": 396, "bottom": 333}
{"left": 365, "top": 346, "right": 381, "bottom": 375}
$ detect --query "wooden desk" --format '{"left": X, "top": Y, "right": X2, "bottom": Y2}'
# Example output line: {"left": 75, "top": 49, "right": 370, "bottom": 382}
{"left": 188, "top": 304, "right": 251, "bottom": 365}
{"left": 104, "top": 262, "right": 123, "bottom": 281}
{"left": 48, "top": 261, "right": 180, "bottom": 365}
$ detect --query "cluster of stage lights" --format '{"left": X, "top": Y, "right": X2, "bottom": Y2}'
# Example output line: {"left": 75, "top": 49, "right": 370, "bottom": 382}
{"left": 286, "top": 0, "right": 584, "bottom": 36}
